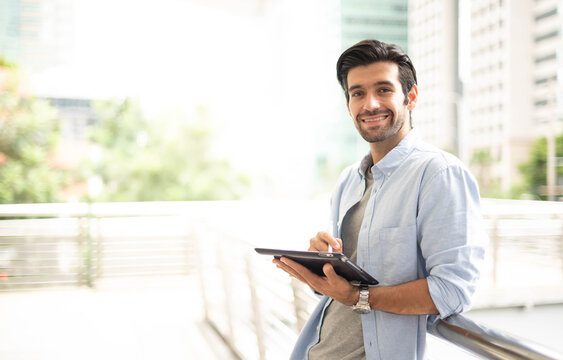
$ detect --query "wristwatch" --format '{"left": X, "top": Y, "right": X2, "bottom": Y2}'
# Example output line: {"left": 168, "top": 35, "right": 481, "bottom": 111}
{"left": 352, "top": 285, "right": 371, "bottom": 314}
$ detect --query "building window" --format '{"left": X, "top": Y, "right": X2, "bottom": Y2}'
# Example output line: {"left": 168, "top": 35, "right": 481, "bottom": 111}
{"left": 535, "top": 30, "right": 559, "bottom": 43}
{"left": 535, "top": 99, "right": 549, "bottom": 107}
{"left": 535, "top": 75, "right": 557, "bottom": 85}
{"left": 534, "top": 8, "right": 557, "bottom": 22}
{"left": 534, "top": 53, "right": 557, "bottom": 64}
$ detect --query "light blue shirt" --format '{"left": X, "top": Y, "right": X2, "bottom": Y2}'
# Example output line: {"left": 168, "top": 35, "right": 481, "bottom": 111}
{"left": 290, "top": 131, "right": 487, "bottom": 360}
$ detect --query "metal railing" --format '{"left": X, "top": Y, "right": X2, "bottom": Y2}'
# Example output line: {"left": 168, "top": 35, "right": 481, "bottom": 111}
{"left": 199, "top": 238, "right": 563, "bottom": 360}
{"left": 428, "top": 315, "right": 563, "bottom": 360}
{"left": 195, "top": 199, "right": 563, "bottom": 360}
{"left": 1, "top": 199, "right": 563, "bottom": 359}
{"left": 0, "top": 202, "right": 197, "bottom": 291}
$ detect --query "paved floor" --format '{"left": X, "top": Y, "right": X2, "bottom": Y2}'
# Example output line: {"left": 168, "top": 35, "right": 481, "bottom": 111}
{"left": 0, "top": 276, "right": 236, "bottom": 360}
{"left": 2, "top": 275, "right": 562, "bottom": 360}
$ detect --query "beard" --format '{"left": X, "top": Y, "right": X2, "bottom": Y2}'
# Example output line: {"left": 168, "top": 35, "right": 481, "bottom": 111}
{"left": 354, "top": 108, "right": 408, "bottom": 143}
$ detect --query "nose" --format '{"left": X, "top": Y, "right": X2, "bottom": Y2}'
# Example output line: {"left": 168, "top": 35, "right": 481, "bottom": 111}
{"left": 363, "top": 93, "right": 380, "bottom": 111}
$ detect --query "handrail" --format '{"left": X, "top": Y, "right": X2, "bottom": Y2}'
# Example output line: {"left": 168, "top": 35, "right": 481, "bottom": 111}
{"left": 193, "top": 199, "right": 563, "bottom": 359}
{"left": 428, "top": 315, "right": 563, "bottom": 360}
{"left": 200, "top": 240, "right": 563, "bottom": 360}
{"left": 1, "top": 200, "right": 563, "bottom": 358}
{"left": 0, "top": 203, "right": 197, "bottom": 291}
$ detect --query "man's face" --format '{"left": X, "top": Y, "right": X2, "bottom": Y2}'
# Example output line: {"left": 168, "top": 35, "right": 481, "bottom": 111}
{"left": 346, "top": 61, "right": 417, "bottom": 143}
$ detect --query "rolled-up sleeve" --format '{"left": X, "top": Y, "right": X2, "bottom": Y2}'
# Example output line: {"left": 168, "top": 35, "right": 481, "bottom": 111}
{"left": 417, "top": 163, "right": 488, "bottom": 318}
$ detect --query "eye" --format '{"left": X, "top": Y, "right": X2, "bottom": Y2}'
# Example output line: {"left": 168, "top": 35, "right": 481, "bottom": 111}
{"left": 378, "top": 88, "right": 392, "bottom": 93}
{"left": 350, "top": 90, "right": 364, "bottom": 97}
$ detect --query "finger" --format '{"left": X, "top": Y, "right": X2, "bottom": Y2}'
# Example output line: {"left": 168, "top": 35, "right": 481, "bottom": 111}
{"left": 308, "top": 235, "right": 329, "bottom": 252}
{"left": 273, "top": 258, "right": 308, "bottom": 283}
{"left": 318, "top": 232, "right": 342, "bottom": 252}
{"left": 279, "top": 257, "right": 321, "bottom": 284}
{"left": 334, "top": 238, "right": 343, "bottom": 253}
{"left": 274, "top": 261, "right": 306, "bottom": 283}
{"left": 309, "top": 232, "right": 342, "bottom": 252}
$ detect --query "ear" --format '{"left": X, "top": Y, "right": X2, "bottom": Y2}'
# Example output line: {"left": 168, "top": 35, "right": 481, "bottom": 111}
{"left": 406, "top": 84, "right": 418, "bottom": 111}
{"left": 346, "top": 99, "right": 352, "bottom": 118}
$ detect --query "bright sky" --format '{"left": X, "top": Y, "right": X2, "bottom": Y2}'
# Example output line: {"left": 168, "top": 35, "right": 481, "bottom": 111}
{"left": 31, "top": 0, "right": 344, "bottom": 199}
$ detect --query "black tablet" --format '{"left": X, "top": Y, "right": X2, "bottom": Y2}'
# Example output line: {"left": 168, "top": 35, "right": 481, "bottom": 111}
{"left": 255, "top": 248, "right": 378, "bottom": 286}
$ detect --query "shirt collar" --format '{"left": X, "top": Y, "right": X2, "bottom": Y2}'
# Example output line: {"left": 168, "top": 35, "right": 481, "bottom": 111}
{"left": 357, "top": 129, "right": 419, "bottom": 178}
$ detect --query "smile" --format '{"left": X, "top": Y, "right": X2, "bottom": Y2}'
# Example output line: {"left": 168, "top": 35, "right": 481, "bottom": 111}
{"left": 361, "top": 113, "right": 389, "bottom": 123}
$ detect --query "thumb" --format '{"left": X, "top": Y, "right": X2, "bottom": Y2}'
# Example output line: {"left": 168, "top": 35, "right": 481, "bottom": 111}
{"left": 322, "top": 263, "right": 337, "bottom": 279}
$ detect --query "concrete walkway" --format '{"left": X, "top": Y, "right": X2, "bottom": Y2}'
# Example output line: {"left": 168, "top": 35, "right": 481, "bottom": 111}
{"left": 0, "top": 276, "right": 236, "bottom": 360}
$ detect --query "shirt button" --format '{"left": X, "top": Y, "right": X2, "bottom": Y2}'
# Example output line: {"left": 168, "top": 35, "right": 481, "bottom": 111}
{"left": 387, "top": 172, "right": 391, "bottom": 176}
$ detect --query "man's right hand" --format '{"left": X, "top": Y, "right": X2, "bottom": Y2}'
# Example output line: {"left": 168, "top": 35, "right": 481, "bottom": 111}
{"left": 308, "top": 231, "right": 343, "bottom": 253}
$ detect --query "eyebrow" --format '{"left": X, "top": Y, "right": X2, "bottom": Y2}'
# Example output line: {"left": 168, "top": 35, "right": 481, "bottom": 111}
{"left": 348, "top": 80, "right": 396, "bottom": 92}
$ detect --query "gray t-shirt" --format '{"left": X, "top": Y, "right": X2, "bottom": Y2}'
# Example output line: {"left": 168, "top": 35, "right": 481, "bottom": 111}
{"left": 308, "top": 168, "right": 374, "bottom": 360}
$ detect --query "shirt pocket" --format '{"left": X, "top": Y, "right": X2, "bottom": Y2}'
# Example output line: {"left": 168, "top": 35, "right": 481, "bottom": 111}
{"left": 377, "top": 225, "right": 418, "bottom": 285}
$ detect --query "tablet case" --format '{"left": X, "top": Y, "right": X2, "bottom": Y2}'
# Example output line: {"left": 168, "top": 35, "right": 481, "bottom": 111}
{"left": 255, "top": 248, "right": 378, "bottom": 286}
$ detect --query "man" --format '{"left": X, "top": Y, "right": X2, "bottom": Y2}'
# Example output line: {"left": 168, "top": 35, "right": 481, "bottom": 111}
{"left": 273, "top": 40, "right": 487, "bottom": 360}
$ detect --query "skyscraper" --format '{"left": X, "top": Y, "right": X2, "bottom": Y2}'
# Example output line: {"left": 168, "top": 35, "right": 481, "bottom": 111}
{"left": 532, "top": 0, "right": 563, "bottom": 128}
{"left": 340, "top": 0, "right": 409, "bottom": 51}
{"left": 0, "top": 0, "right": 74, "bottom": 72}
{"left": 408, "top": 0, "right": 460, "bottom": 157}
{"left": 466, "top": 0, "right": 534, "bottom": 193}
{"left": 332, "top": 0, "right": 410, "bottom": 169}
{"left": 532, "top": 0, "right": 563, "bottom": 198}
{"left": 408, "top": 0, "right": 561, "bottom": 195}
{"left": 0, "top": 0, "right": 20, "bottom": 62}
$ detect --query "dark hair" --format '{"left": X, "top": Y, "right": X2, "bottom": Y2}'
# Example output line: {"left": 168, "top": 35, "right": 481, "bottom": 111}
{"left": 336, "top": 40, "right": 417, "bottom": 104}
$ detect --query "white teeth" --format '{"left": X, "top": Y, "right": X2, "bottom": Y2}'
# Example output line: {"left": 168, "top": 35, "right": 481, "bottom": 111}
{"left": 364, "top": 115, "right": 387, "bottom": 122}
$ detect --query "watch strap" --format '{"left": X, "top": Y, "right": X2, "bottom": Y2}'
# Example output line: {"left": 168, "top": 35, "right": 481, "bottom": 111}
{"left": 352, "top": 285, "right": 370, "bottom": 314}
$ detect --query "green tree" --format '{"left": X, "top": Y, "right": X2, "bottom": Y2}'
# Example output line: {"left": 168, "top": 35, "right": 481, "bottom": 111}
{"left": 470, "top": 149, "right": 499, "bottom": 197}
{"left": 519, "top": 135, "right": 563, "bottom": 200}
{"left": 0, "top": 58, "right": 66, "bottom": 203}
{"left": 82, "top": 98, "right": 250, "bottom": 201}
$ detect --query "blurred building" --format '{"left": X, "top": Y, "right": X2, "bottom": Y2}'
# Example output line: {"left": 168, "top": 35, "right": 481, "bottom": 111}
{"left": 532, "top": 0, "right": 563, "bottom": 197}
{"left": 340, "top": 0, "right": 409, "bottom": 51}
{"left": 409, "top": 0, "right": 563, "bottom": 195}
{"left": 0, "top": 0, "right": 95, "bottom": 140}
{"left": 0, "top": 0, "right": 74, "bottom": 72}
{"left": 533, "top": 0, "right": 563, "bottom": 126}
{"left": 408, "top": 0, "right": 460, "bottom": 157}
{"left": 466, "top": 0, "right": 534, "bottom": 193}
{"left": 0, "top": 0, "right": 92, "bottom": 137}
{"left": 330, "top": 0, "right": 410, "bottom": 171}
{"left": 532, "top": 0, "right": 563, "bottom": 137}
{"left": 0, "top": 0, "right": 19, "bottom": 62}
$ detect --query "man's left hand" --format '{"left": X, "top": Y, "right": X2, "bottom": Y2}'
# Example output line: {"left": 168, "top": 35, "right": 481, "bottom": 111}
{"left": 273, "top": 256, "right": 360, "bottom": 306}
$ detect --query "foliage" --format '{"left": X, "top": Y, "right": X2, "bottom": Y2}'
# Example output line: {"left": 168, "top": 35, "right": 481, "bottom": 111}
{"left": 0, "top": 60, "right": 67, "bottom": 203}
{"left": 470, "top": 149, "right": 497, "bottom": 197}
{"left": 81, "top": 98, "right": 250, "bottom": 201}
{"left": 518, "top": 135, "right": 563, "bottom": 200}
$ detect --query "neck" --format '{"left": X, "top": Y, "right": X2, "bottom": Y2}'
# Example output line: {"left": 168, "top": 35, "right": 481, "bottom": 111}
{"left": 369, "top": 126, "right": 411, "bottom": 164}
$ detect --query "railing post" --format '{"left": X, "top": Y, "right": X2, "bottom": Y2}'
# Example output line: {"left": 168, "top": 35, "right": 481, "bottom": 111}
{"left": 219, "top": 243, "right": 235, "bottom": 349}
{"left": 491, "top": 217, "right": 499, "bottom": 287}
{"left": 77, "top": 206, "right": 94, "bottom": 288}
{"left": 93, "top": 214, "right": 102, "bottom": 282}
{"left": 246, "top": 254, "right": 266, "bottom": 360}
{"left": 560, "top": 214, "right": 563, "bottom": 281}
{"left": 195, "top": 229, "right": 209, "bottom": 322}
{"left": 290, "top": 278, "right": 307, "bottom": 331}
